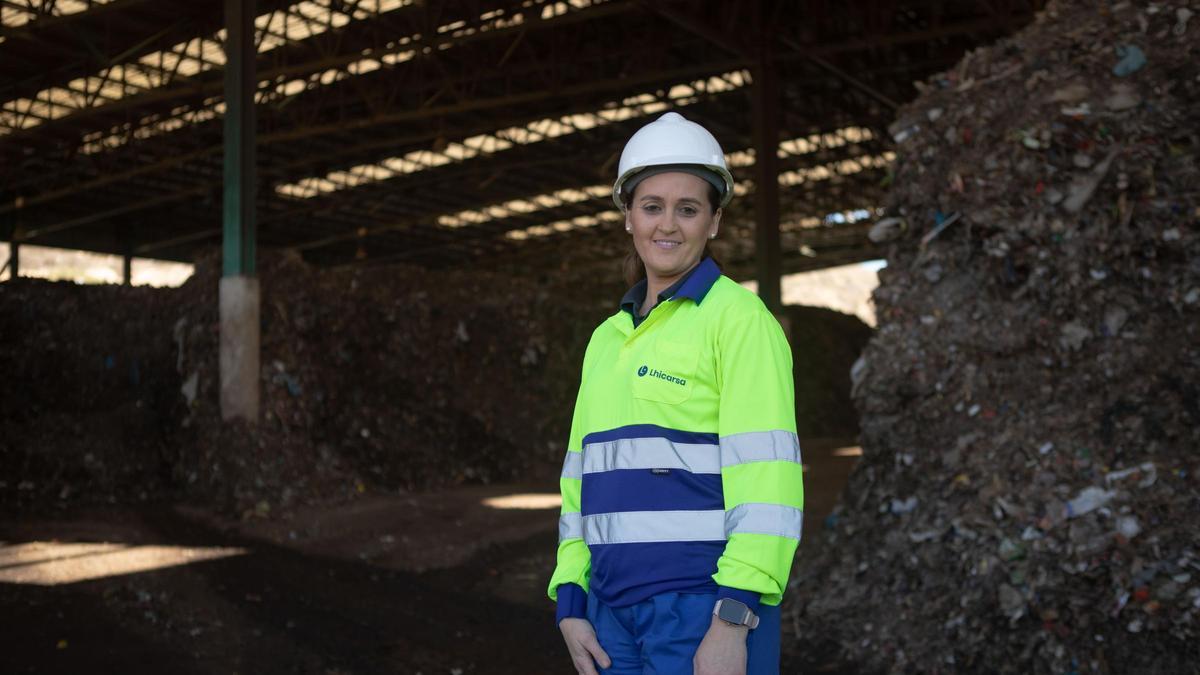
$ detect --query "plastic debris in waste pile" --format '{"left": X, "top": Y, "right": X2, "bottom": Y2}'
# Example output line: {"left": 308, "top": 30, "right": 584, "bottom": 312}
{"left": 788, "top": 1, "right": 1200, "bottom": 673}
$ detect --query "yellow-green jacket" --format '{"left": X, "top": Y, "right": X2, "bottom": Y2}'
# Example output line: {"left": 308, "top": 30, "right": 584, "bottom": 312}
{"left": 548, "top": 258, "right": 804, "bottom": 621}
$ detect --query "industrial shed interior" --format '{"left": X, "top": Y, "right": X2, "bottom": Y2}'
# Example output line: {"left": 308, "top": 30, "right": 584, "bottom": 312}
{"left": 7, "top": 1, "right": 1199, "bottom": 674}
{"left": 2, "top": 0, "right": 1038, "bottom": 279}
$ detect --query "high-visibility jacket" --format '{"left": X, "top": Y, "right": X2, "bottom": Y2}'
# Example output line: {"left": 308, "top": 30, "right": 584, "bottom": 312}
{"left": 548, "top": 258, "right": 804, "bottom": 621}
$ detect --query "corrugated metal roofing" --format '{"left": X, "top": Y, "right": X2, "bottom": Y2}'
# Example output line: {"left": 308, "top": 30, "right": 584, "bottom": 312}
{"left": 0, "top": 0, "right": 1043, "bottom": 278}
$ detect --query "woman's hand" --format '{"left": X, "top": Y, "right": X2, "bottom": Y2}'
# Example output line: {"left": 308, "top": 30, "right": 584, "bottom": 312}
{"left": 693, "top": 616, "right": 749, "bottom": 675}
{"left": 559, "top": 617, "right": 612, "bottom": 675}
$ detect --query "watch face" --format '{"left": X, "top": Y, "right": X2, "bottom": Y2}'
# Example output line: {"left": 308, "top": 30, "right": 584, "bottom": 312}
{"left": 717, "top": 600, "right": 747, "bottom": 624}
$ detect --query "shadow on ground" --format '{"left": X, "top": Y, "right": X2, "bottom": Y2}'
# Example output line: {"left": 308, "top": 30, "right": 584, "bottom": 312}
{"left": 0, "top": 437, "right": 866, "bottom": 674}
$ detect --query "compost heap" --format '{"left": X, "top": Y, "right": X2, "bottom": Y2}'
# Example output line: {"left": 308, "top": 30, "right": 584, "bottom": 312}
{"left": 0, "top": 251, "right": 606, "bottom": 514}
{"left": 791, "top": 1, "right": 1200, "bottom": 673}
{"left": 165, "top": 250, "right": 604, "bottom": 516}
{"left": 2, "top": 250, "right": 871, "bottom": 516}
{"left": 0, "top": 280, "right": 180, "bottom": 505}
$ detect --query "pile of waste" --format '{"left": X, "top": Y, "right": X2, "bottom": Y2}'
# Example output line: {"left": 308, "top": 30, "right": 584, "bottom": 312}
{"left": 165, "top": 250, "right": 603, "bottom": 515}
{"left": 0, "top": 278, "right": 180, "bottom": 508}
{"left": 2, "top": 249, "right": 871, "bottom": 515}
{"left": 791, "top": 1, "right": 1199, "bottom": 672}
{"left": 0, "top": 251, "right": 606, "bottom": 513}
{"left": 782, "top": 305, "right": 874, "bottom": 438}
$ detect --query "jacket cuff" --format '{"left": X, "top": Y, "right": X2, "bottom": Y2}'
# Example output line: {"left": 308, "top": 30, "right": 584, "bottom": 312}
{"left": 716, "top": 586, "right": 762, "bottom": 617}
{"left": 555, "top": 583, "right": 588, "bottom": 625}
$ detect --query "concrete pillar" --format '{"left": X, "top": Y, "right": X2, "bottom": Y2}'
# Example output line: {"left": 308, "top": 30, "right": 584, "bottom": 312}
{"left": 219, "top": 276, "right": 260, "bottom": 422}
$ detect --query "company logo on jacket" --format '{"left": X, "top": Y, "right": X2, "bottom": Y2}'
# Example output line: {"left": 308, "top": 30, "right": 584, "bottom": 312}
{"left": 637, "top": 364, "right": 686, "bottom": 386}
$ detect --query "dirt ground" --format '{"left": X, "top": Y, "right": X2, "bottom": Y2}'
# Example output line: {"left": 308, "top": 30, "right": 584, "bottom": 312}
{"left": 0, "top": 438, "right": 860, "bottom": 674}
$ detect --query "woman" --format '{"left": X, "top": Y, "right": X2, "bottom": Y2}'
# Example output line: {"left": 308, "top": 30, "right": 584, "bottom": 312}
{"left": 548, "top": 112, "right": 804, "bottom": 675}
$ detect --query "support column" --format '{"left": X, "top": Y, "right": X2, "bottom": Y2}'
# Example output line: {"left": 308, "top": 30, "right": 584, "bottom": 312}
{"left": 122, "top": 253, "right": 133, "bottom": 286}
{"left": 220, "top": 275, "right": 260, "bottom": 421}
{"left": 9, "top": 241, "right": 18, "bottom": 278}
{"left": 752, "top": 35, "right": 782, "bottom": 314}
{"left": 220, "top": 0, "right": 259, "bottom": 423}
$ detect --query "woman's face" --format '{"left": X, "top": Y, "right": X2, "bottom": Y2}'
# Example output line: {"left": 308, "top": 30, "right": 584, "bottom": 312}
{"left": 626, "top": 171, "right": 721, "bottom": 285}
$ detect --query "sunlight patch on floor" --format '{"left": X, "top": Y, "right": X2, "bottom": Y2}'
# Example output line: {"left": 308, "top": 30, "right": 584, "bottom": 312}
{"left": 0, "top": 542, "right": 247, "bottom": 586}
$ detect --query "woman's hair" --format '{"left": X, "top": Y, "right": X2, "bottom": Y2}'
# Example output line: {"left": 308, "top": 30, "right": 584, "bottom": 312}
{"left": 621, "top": 179, "right": 722, "bottom": 287}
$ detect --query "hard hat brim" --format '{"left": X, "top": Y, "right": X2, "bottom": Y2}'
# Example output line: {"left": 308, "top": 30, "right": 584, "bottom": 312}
{"left": 612, "top": 164, "right": 734, "bottom": 211}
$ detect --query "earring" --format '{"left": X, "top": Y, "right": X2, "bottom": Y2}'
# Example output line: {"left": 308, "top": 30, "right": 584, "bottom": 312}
{"left": 626, "top": 226, "right": 632, "bottom": 233}
{"left": 709, "top": 233, "right": 717, "bottom": 239}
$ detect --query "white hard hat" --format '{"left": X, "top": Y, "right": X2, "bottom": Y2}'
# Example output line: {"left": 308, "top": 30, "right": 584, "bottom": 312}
{"left": 612, "top": 111, "right": 735, "bottom": 210}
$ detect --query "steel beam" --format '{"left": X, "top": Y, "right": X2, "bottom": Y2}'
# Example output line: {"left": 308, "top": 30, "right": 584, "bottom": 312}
{"left": 223, "top": 0, "right": 256, "bottom": 277}
{"left": 0, "top": 59, "right": 740, "bottom": 219}
{"left": 22, "top": 185, "right": 210, "bottom": 241}
{"left": 2, "top": 1, "right": 638, "bottom": 142}
{"left": 638, "top": 1, "right": 748, "bottom": 59}
{"left": 752, "top": 27, "right": 782, "bottom": 314}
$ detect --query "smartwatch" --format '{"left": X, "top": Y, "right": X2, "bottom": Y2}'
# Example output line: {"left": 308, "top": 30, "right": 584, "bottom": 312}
{"left": 713, "top": 598, "right": 759, "bottom": 629}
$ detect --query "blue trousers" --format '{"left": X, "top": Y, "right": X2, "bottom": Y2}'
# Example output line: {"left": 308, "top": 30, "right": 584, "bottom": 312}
{"left": 587, "top": 591, "right": 781, "bottom": 674}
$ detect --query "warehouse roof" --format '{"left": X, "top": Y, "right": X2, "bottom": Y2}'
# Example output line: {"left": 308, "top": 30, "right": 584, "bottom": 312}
{"left": 0, "top": 0, "right": 1042, "bottom": 278}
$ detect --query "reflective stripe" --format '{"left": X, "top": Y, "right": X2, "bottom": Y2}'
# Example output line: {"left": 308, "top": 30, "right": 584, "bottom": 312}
{"left": 559, "top": 512, "right": 582, "bottom": 541}
{"left": 583, "top": 510, "right": 725, "bottom": 545}
{"left": 561, "top": 451, "right": 583, "bottom": 480}
{"left": 724, "top": 502, "right": 803, "bottom": 540}
{"left": 720, "top": 430, "right": 802, "bottom": 467}
{"left": 582, "top": 438, "right": 720, "bottom": 475}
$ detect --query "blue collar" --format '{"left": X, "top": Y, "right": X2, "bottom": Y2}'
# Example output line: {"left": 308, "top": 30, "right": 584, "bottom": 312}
{"left": 619, "top": 257, "right": 722, "bottom": 324}
{"left": 673, "top": 256, "right": 722, "bottom": 304}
